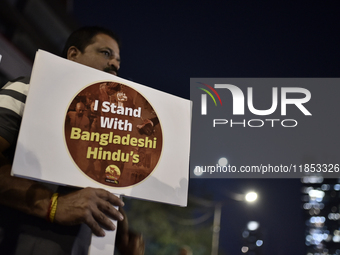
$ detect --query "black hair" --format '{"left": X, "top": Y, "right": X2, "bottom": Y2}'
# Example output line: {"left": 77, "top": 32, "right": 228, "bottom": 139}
{"left": 61, "top": 26, "right": 121, "bottom": 58}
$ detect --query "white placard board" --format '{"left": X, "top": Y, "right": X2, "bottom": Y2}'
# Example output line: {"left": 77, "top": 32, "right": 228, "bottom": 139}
{"left": 12, "top": 50, "right": 191, "bottom": 207}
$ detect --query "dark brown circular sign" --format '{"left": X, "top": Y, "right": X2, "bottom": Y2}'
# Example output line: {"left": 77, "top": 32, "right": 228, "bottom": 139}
{"left": 64, "top": 81, "right": 163, "bottom": 187}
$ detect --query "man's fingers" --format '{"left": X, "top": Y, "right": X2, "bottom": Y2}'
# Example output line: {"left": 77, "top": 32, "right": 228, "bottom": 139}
{"left": 95, "top": 189, "right": 124, "bottom": 207}
{"left": 116, "top": 231, "right": 145, "bottom": 255}
{"left": 54, "top": 187, "right": 125, "bottom": 236}
{"left": 98, "top": 200, "right": 124, "bottom": 221}
{"left": 84, "top": 213, "right": 106, "bottom": 237}
{"left": 92, "top": 207, "right": 116, "bottom": 232}
{"left": 130, "top": 232, "right": 145, "bottom": 254}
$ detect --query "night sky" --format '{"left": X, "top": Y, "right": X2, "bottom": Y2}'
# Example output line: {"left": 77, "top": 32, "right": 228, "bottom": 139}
{"left": 73, "top": 1, "right": 340, "bottom": 254}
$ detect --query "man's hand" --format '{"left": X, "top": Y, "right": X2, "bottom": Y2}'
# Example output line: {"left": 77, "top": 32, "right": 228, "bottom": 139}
{"left": 0, "top": 135, "right": 124, "bottom": 237}
{"left": 55, "top": 187, "right": 124, "bottom": 237}
{"left": 117, "top": 231, "right": 144, "bottom": 255}
{"left": 116, "top": 207, "right": 145, "bottom": 255}
{"left": 137, "top": 119, "right": 154, "bottom": 136}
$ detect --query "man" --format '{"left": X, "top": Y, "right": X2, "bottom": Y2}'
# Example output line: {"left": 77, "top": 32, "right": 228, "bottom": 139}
{"left": 67, "top": 102, "right": 90, "bottom": 129}
{"left": 0, "top": 26, "right": 143, "bottom": 254}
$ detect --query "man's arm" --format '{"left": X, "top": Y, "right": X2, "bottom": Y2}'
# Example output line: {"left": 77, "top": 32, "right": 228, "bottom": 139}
{"left": 0, "top": 135, "right": 124, "bottom": 237}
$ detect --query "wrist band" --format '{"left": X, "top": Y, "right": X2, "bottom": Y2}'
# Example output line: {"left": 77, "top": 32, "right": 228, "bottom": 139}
{"left": 47, "top": 193, "right": 59, "bottom": 223}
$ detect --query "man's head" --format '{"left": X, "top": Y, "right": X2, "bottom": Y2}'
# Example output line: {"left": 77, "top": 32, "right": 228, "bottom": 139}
{"left": 76, "top": 102, "right": 86, "bottom": 117}
{"left": 106, "top": 82, "right": 121, "bottom": 95}
{"left": 62, "top": 26, "right": 121, "bottom": 75}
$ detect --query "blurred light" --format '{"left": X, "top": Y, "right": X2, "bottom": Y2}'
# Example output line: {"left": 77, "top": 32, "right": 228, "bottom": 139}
{"left": 241, "top": 246, "right": 249, "bottom": 253}
{"left": 193, "top": 166, "right": 203, "bottom": 176}
{"left": 218, "top": 157, "right": 228, "bottom": 166}
{"left": 245, "top": 192, "right": 258, "bottom": 202}
{"left": 302, "top": 176, "right": 324, "bottom": 183}
{"left": 256, "top": 240, "right": 263, "bottom": 246}
{"left": 304, "top": 203, "right": 312, "bottom": 210}
{"left": 308, "top": 189, "right": 325, "bottom": 199}
{"left": 213, "top": 226, "right": 220, "bottom": 232}
{"left": 305, "top": 187, "right": 313, "bottom": 193}
{"left": 315, "top": 176, "right": 324, "bottom": 183}
{"left": 333, "top": 235, "right": 340, "bottom": 242}
{"left": 312, "top": 203, "right": 325, "bottom": 210}
{"left": 313, "top": 204, "right": 320, "bottom": 209}
{"left": 312, "top": 233, "right": 324, "bottom": 243}
{"left": 334, "top": 184, "right": 340, "bottom": 191}
{"left": 321, "top": 184, "right": 330, "bottom": 191}
{"left": 328, "top": 213, "right": 340, "bottom": 220}
{"left": 247, "top": 221, "right": 259, "bottom": 231}
{"left": 242, "top": 230, "right": 249, "bottom": 238}
{"left": 311, "top": 216, "right": 325, "bottom": 223}
{"left": 320, "top": 216, "right": 325, "bottom": 223}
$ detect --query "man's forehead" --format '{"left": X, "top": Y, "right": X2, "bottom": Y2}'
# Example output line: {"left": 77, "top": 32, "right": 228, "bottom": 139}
{"left": 90, "top": 33, "right": 119, "bottom": 50}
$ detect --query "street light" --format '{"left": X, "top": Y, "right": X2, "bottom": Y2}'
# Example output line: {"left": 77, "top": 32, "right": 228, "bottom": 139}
{"left": 245, "top": 192, "right": 258, "bottom": 202}
{"left": 210, "top": 191, "right": 259, "bottom": 255}
{"left": 247, "top": 221, "right": 260, "bottom": 231}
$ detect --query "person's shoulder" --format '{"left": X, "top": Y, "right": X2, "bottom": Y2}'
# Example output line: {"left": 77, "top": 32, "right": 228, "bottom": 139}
{"left": 0, "top": 77, "right": 31, "bottom": 152}
{"left": 2, "top": 76, "right": 30, "bottom": 86}
{"left": 1, "top": 76, "right": 30, "bottom": 95}
{"left": 0, "top": 76, "right": 30, "bottom": 112}
{"left": 67, "top": 111, "right": 76, "bottom": 118}
{"left": 11, "top": 76, "right": 30, "bottom": 84}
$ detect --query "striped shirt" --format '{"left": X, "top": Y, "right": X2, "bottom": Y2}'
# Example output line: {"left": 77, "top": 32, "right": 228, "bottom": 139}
{"left": 0, "top": 77, "right": 29, "bottom": 142}
{"left": 0, "top": 77, "right": 30, "bottom": 158}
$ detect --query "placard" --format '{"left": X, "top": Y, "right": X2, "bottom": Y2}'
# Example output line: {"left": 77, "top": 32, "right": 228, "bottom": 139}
{"left": 12, "top": 50, "right": 191, "bottom": 207}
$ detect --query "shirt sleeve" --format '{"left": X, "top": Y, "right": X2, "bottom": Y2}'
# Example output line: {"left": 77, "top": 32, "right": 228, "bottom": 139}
{"left": 0, "top": 77, "right": 30, "bottom": 145}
